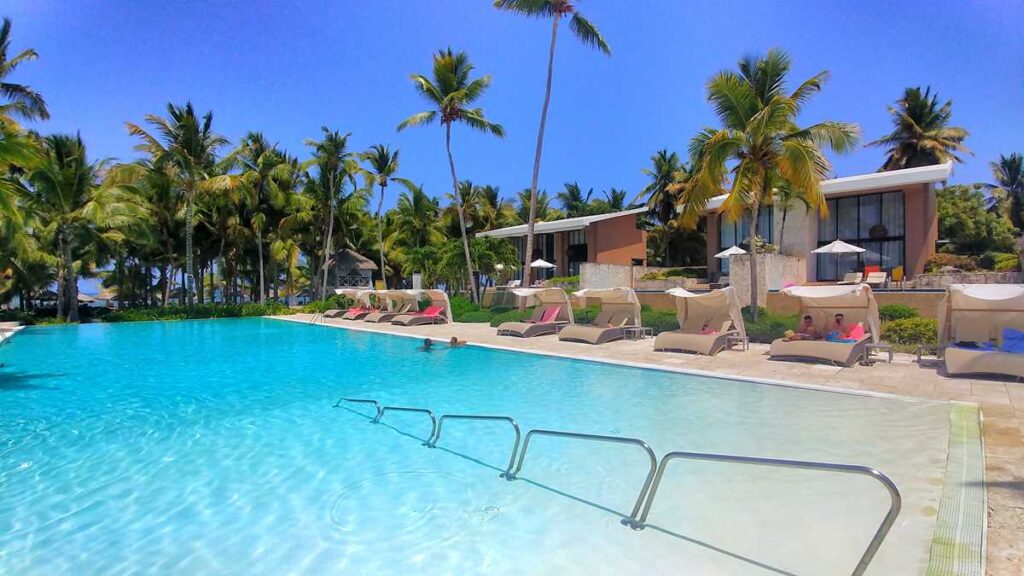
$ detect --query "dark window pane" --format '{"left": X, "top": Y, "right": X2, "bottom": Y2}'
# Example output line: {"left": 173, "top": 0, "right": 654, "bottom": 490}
{"left": 837, "top": 197, "right": 858, "bottom": 239}
{"left": 882, "top": 192, "right": 904, "bottom": 237}
{"left": 819, "top": 199, "right": 837, "bottom": 242}
{"left": 860, "top": 194, "right": 881, "bottom": 238}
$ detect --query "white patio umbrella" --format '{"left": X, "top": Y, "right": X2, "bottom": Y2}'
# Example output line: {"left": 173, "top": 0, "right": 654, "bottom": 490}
{"left": 812, "top": 240, "right": 866, "bottom": 254}
{"left": 714, "top": 245, "right": 747, "bottom": 259}
{"left": 530, "top": 258, "right": 556, "bottom": 269}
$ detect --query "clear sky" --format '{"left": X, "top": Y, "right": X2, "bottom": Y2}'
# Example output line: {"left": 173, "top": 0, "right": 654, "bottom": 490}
{"left": 6, "top": 0, "right": 1023, "bottom": 208}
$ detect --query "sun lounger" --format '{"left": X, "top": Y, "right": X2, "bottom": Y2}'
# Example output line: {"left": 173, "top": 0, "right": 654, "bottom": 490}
{"left": 363, "top": 303, "right": 412, "bottom": 323}
{"left": 322, "top": 309, "right": 345, "bottom": 318}
{"left": 654, "top": 316, "right": 736, "bottom": 356}
{"left": 496, "top": 305, "right": 567, "bottom": 338}
{"left": 391, "top": 305, "right": 447, "bottom": 326}
{"left": 558, "top": 308, "right": 636, "bottom": 345}
{"left": 837, "top": 272, "right": 862, "bottom": 285}
{"left": 864, "top": 272, "right": 888, "bottom": 287}
{"left": 944, "top": 346, "right": 1024, "bottom": 379}
{"left": 341, "top": 306, "right": 374, "bottom": 320}
{"left": 769, "top": 334, "right": 870, "bottom": 367}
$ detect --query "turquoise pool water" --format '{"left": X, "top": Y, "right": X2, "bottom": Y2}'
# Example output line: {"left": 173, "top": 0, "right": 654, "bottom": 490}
{"left": 0, "top": 318, "right": 954, "bottom": 575}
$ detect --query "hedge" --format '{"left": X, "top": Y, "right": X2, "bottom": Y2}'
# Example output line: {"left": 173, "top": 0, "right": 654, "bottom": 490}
{"left": 103, "top": 302, "right": 294, "bottom": 323}
{"left": 878, "top": 304, "right": 919, "bottom": 322}
{"left": 881, "top": 317, "right": 938, "bottom": 347}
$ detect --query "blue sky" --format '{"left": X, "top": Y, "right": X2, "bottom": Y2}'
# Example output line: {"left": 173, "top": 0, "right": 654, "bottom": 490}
{"left": 7, "top": 0, "right": 1023, "bottom": 208}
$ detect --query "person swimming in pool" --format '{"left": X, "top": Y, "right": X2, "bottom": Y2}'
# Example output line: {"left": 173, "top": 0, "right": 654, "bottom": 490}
{"left": 418, "top": 337, "right": 433, "bottom": 351}
{"left": 449, "top": 336, "right": 466, "bottom": 348}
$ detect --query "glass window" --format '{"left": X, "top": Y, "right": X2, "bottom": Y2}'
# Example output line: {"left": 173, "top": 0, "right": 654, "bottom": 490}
{"left": 816, "top": 191, "right": 905, "bottom": 281}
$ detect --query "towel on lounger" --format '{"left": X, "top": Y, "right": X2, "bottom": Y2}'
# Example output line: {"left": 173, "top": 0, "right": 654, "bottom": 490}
{"left": 1000, "top": 328, "right": 1024, "bottom": 353}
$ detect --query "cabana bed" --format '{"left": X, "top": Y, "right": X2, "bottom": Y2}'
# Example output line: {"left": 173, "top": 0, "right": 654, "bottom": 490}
{"left": 558, "top": 288, "right": 641, "bottom": 345}
{"left": 940, "top": 284, "right": 1024, "bottom": 379}
{"left": 653, "top": 287, "right": 746, "bottom": 356}
{"left": 496, "top": 287, "right": 574, "bottom": 338}
{"left": 362, "top": 290, "right": 417, "bottom": 323}
{"left": 768, "top": 284, "right": 880, "bottom": 367}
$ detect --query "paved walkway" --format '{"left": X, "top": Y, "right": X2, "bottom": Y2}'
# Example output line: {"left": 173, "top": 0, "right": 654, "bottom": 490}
{"left": 280, "top": 314, "right": 1023, "bottom": 575}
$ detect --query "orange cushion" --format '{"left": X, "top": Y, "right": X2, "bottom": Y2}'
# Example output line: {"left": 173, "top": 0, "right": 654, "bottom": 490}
{"left": 848, "top": 322, "right": 866, "bottom": 340}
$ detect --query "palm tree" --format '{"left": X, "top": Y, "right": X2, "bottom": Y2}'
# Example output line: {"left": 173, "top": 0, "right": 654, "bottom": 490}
{"left": 475, "top": 184, "right": 518, "bottom": 231}
{"left": 210, "top": 132, "right": 291, "bottom": 302}
{"left": 126, "top": 102, "right": 227, "bottom": 305}
{"left": 20, "top": 134, "right": 143, "bottom": 321}
{"left": 867, "top": 86, "right": 971, "bottom": 171}
{"left": 638, "top": 149, "right": 684, "bottom": 225}
{"left": 556, "top": 181, "right": 593, "bottom": 217}
{"left": 0, "top": 17, "right": 49, "bottom": 125}
{"left": 773, "top": 180, "right": 811, "bottom": 253}
{"left": 678, "top": 49, "right": 859, "bottom": 319}
{"left": 397, "top": 48, "right": 504, "bottom": 302}
{"left": 990, "top": 153, "right": 1023, "bottom": 232}
{"left": 515, "top": 188, "right": 561, "bottom": 223}
{"left": 594, "top": 187, "right": 627, "bottom": 213}
{"left": 493, "top": 0, "right": 609, "bottom": 287}
{"left": 360, "top": 144, "right": 406, "bottom": 288}
{"left": 304, "top": 128, "right": 358, "bottom": 299}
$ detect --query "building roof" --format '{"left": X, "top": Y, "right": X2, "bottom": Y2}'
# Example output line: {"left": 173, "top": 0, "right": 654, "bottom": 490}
{"left": 703, "top": 162, "right": 953, "bottom": 213}
{"left": 335, "top": 248, "right": 378, "bottom": 271}
{"left": 477, "top": 207, "right": 647, "bottom": 239}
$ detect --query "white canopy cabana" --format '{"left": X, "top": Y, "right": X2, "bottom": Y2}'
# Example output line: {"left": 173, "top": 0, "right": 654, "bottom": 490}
{"left": 334, "top": 288, "right": 373, "bottom": 306}
{"left": 511, "top": 287, "right": 575, "bottom": 324}
{"left": 573, "top": 287, "right": 641, "bottom": 322}
{"left": 666, "top": 286, "right": 746, "bottom": 338}
{"left": 938, "top": 284, "right": 1024, "bottom": 347}
{"left": 394, "top": 289, "right": 455, "bottom": 324}
{"left": 780, "top": 283, "right": 880, "bottom": 343}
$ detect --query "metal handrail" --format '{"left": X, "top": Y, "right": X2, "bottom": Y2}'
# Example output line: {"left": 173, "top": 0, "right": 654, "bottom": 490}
{"left": 379, "top": 406, "right": 438, "bottom": 445}
{"left": 335, "top": 398, "right": 383, "bottom": 422}
{"left": 427, "top": 414, "right": 522, "bottom": 478}
{"left": 309, "top": 312, "right": 324, "bottom": 324}
{"left": 507, "top": 429, "right": 658, "bottom": 529}
{"left": 636, "top": 451, "right": 901, "bottom": 576}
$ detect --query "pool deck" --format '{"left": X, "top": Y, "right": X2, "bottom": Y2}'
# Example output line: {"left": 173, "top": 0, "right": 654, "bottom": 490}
{"left": 279, "top": 314, "right": 1023, "bottom": 576}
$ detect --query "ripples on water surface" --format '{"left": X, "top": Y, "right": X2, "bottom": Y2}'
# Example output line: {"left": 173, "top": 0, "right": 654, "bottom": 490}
{"left": 0, "top": 319, "right": 950, "bottom": 575}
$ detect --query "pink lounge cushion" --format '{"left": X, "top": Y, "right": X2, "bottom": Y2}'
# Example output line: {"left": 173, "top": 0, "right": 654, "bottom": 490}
{"left": 848, "top": 322, "right": 866, "bottom": 340}
{"left": 417, "top": 305, "right": 444, "bottom": 317}
{"left": 539, "top": 306, "right": 561, "bottom": 323}
{"left": 348, "top": 306, "right": 366, "bottom": 314}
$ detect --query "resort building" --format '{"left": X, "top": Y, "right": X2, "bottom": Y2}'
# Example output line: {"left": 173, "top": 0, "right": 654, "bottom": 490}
{"left": 704, "top": 162, "right": 953, "bottom": 282}
{"left": 479, "top": 207, "right": 648, "bottom": 278}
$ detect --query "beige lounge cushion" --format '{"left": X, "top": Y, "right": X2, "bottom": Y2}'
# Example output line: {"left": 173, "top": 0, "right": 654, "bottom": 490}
{"left": 945, "top": 346, "right": 1024, "bottom": 378}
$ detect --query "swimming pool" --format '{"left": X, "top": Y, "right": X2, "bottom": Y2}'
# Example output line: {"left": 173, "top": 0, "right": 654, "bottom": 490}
{"left": 0, "top": 318, "right": 974, "bottom": 574}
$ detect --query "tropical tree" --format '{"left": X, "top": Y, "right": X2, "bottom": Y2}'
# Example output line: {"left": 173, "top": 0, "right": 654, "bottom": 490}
{"left": 592, "top": 187, "right": 627, "bottom": 214}
{"left": 360, "top": 144, "right": 405, "bottom": 287}
{"left": 938, "top": 184, "right": 1015, "bottom": 255}
{"left": 515, "top": 188, "right": 561, "bottom": 223}
{"left": 475, "top": 184, "right": 518, "bottom": 231}
{"left": 20, "top": 134, "right": 144, "bottom": 321}
{"left": 677, "top": 49, "right": 859, "bottom": 318}
{"left": 867, "top": 86, "right": 971, "bottom": 171}
{"left": 397, "top": 48, "right": 504, "bottom": 303}
{"left": 126, "top": 102, "right": 227, "bottom": 305}
{"left": 556, "top": 181, "right": 593, "bottom": 217}
{"left": 493, "top": 0, "right": 609, "bottom": 287}
{"left": 303, "top": 127, "right": 358, "bottom": 299}
{"left": 989, "top": 152, "right": 1023, "bottom": 232}
{"left": 639, "top": 149, "right": 685, "bottom": 225}
{"left": 0, "top": 17, "right": 49, "bottom": 125}
{"left": 211, "top": 132, "right": 291, "bottom": 302}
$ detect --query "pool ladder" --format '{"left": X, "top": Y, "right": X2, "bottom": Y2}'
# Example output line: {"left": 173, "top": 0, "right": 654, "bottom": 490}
{"left": 309, "top": 312, "right": 325, "bottom": 324}
{"left": 334, "top": 397, "right": 901, "bottom": 576}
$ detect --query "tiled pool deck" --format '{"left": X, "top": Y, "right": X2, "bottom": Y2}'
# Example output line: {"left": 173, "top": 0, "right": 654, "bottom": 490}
{"left": 279, "top": 314, "right": 1023, "bottom": 575}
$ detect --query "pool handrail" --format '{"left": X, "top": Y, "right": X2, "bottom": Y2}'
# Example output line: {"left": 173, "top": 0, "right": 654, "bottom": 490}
{"left": 506, "top": 428, "right": 658, "bottom": 529}
{"left": 635, "top": 450, "right": 902, "bottom": 576}
{"left": 427, "top": 414, "right": 522, "bottom": 478}
{"left": 378, "top": 406, "right": 438, "bottom": 445}
{"left": 336, "top": 397, "right": 383, "bottom": 422}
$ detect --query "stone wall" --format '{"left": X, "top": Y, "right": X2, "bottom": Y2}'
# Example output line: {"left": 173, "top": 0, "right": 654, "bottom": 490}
{"left": 727, "top": 254, "right": 806, "bottom": 307}
{"left": 912, "top": 271, "right": 1022, "bottom": 289}
{"left": 580, "top": 263, "right": 701, "bottom": 290}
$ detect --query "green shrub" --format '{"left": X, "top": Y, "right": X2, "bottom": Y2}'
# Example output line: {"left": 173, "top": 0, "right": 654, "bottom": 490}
{"left": 458, "top": 310, "right": 493, "bottom": 323}
{"left": 640, "top": 267, "right": 705, "bottom": 280}
{"left": 993, "top": 252, "right": 1020, "bottom": 272}
{"left": 925, "top": 253, "right": 977, "bottom": 273}
{"left": 0, "top": 310, "right": 37, "bottom": 325}
{"left": 547, "top": 275, "right": 580, "bottom": 291}
{"left": 879, "top": 304, "right": 919, "bottom": 322}
{"left": 881, "top": 317, "right": 938, "bottom": 347}
{"left": 104, "top": 303, "right": 296, "bottom": 323}
{"left": 488, "top": 308, "right": 535, "bottom": 327}
{"left": 449, "top": 295, "right": 480, "bottom": 319}
{"left": 641, "top": 309, "right": 679, "bottom": 335}
{"left": 571, "top": 305, "right": 602, "bottom": 324}
{"left": 300, "top": 295, "right": 353, "bottom": 313}
{"left": 742, "top": 307, "right": 799, "bottom": 343}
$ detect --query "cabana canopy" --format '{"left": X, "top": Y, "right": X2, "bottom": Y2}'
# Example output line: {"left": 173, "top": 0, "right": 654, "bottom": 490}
{"left": 573, "top": 287, "right": 641, "bottom": 322}
{"left": 393, "top": 289, "right": 454, "bottom": 323}
{"left": 938, "top": 284, "right": 1024, "bottom": 346}
{"left": 666, "top": 286, "right": 746, "bottom": 338}
{"left": 334, "top": 288, "right": 372, "bottom": 306}
{"left": 511, "top": 287, "right": 575, "bottom": 324}
{"left": 780, "top": 284, "right": 880, "bottom": 343}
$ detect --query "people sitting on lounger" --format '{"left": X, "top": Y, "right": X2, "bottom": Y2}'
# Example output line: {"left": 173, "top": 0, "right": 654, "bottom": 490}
{"left": 784, "top": 315, "right": 821, "bottom": 341}
{"left": 768, "top": 284, "right": 880, "bottom": 367}
{"left": 827, "top": 313, "right": 852, "bottom": 340}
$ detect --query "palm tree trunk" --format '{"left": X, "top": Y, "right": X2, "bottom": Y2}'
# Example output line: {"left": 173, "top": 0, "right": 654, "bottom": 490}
{"left": 445, "top": 123, "right": 478, "bottom": 303}
{"left": 55, "top": 233, "right": 67, "bottom": 320}
{"left": 377, "top": 182, "right": 387, "bottom": 288}
{"left": 748, "top": 202, "right": 761, "bottom": 321}
{"left": 63, "top": 237, "right": 79, "bottom": 323}
{"left": 256, "top": 226, "right": 265, "bottom": 303}
{"left": 185, "top": 189, "right": 195, "bottom": 307}
{"left": 320, "top": 179, "right": 336, "bottom": 300}
{"left": 779, "top": 206, "right": 788, "bottom": 255}
{"left": 524, "top": 16, "right": 560, "bottom": 288}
